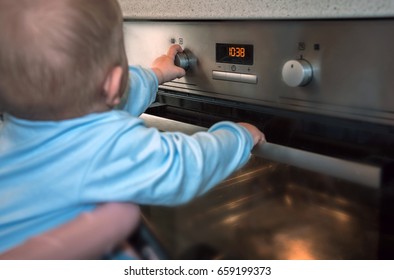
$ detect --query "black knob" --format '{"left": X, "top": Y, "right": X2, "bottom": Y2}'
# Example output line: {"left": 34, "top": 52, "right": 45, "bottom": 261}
{"left": 174, "top": 49, "right": 196, "bottom": 71}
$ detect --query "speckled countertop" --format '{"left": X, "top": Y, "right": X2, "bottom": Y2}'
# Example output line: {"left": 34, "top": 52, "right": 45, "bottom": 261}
{"left": 119, "top": 0, "right": 394, "bottom": 19}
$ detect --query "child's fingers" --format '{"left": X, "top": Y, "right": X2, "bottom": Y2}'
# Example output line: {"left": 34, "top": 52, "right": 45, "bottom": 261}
{"left": 167, "top": 44, "right": 183, "bottom": 60}
{"left": 175, "top": 67, "right": 186, "bottom": 78}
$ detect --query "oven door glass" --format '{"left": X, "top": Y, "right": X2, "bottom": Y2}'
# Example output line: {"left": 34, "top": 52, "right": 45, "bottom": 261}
{"left": 140, "top": 155, "right": 379, "bottom": 260}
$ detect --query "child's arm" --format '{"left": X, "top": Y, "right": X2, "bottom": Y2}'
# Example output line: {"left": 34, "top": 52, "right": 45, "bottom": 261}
{"left": 79, "top": 118, "right": 264, "bottom": 206}
{"left": 121, "top": 66, "right": 160, "bottom": 116}
{"left": 121, "top": 45, "right": 186, "bottom": 117}
{"left": 151, "top": 45, "right": 186, "bottom": 84}
{"left": 237, "top": 122, "right": 265, "bottom": 146}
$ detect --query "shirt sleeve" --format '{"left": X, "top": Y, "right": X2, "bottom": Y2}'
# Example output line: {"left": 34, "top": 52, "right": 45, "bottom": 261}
{"left": 121, "top": 66, "right": 159, "bottom": 117}
{"left": 79, "top": 119, "right": 254, "bottom": 206}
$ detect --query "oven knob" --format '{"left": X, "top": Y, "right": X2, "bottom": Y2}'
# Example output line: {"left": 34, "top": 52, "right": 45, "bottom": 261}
{"left": 174, "top": 49, "right": 196, "bottom": 71}
{"left": 282, "top": 59, "right": 313, "bottom": 87}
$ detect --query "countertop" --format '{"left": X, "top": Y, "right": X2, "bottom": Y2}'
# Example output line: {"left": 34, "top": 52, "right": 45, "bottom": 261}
{"left": 119, "top": 0, "right": 394, "bottom": 20}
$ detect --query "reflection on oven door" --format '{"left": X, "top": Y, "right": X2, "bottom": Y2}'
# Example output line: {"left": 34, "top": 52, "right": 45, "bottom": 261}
{"left": 140, "top": 155, "right": 378, "bottom": 260}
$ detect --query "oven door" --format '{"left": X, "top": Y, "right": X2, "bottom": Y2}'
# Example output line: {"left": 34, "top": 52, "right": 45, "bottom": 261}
{"left": 132, "top": 114, "right": 383, "bottom": 260}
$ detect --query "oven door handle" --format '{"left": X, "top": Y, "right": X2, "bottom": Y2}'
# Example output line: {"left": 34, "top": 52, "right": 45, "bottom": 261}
{"left": 252, "top": 142, "right": 380, "bottom": 188}
{"left": 141, "top": 114, "right": 381, "bottom": 188}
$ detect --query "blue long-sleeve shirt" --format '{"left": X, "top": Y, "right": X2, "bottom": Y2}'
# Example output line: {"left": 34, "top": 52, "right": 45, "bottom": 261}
{"left": 0, "top": 66, "right": 253, "bottom": 253}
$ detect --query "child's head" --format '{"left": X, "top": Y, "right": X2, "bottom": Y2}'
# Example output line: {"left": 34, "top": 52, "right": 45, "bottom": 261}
{"left": 0, "top": 0, "right": 128, "bottom": 120}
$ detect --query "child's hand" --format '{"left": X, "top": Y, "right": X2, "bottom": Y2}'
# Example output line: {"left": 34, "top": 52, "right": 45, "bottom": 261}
{"left": 237, "top": 123, "right": 266, "bottom": 146}
{"left": 151, "top": 45, "right": 186, "bottom": 84}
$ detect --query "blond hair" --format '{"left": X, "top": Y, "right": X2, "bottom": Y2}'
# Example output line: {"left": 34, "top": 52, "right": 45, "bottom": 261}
{"left": 0, "top": 0, "right": 128, "bottom": 120}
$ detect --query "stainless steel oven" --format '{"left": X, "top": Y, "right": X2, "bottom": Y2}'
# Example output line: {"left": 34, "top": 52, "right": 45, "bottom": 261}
{"left": 124, "top": 20, "right": 394, "bottom": 259}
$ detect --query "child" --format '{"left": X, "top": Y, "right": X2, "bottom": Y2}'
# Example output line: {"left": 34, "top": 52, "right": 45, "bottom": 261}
{"left": 0, "top": 0, "right": 265, "bottom": 254}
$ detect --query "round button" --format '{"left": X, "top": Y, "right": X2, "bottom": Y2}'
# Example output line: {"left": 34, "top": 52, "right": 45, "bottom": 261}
{"left": 282, "top": 59, "right": 313, "bottom": 87}
{"left": 175, "top": 52, "right": 189, "bottom": 70}
{"left": 174, "top": 49, "right": 197, "bottom": 71}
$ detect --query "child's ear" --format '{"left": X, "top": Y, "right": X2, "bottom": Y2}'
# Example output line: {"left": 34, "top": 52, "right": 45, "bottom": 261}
{"left": 103, "top": 66, "right": 123, "bottom": 107}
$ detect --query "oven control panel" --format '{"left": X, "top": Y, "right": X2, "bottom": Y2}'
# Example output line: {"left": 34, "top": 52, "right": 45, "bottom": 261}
{"left": 124, "top": 20, "right": 394, "bottom": 125}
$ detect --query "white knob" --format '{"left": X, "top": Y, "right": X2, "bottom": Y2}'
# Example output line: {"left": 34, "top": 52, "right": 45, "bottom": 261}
{"left": 282, "top": 60, "right": 313, "bottom": 87}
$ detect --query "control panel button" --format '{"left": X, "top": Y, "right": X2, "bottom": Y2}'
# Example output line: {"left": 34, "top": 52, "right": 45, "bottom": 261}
{"left": 226, "top": 72, "right": 241, "bottom": 82}
{"left": 212, "top": 71, "right": 257, "bottom": 84}
{"left": 212, "top": 71, "right": 227, "bottom": 80}
{"left": 240, "top": 73, "right": 258, "bottom": 84}
{"left": 282, "top": 59, "right": 313, "bottom": 87}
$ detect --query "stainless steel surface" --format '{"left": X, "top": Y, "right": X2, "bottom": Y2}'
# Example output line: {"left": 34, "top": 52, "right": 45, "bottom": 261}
{"left": 282, "top": 59, "right": 313, "bottom": 87}
{"left": 141, "top": 114, "right": 381, "bottom": 188}
{"left": 124, "top": 20, "right": 394, "bottom": 125}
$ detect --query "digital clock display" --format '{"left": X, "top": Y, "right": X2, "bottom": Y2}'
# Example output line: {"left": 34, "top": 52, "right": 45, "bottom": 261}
{"left": 216, "top": 43, "right": 254, "bottom": 65}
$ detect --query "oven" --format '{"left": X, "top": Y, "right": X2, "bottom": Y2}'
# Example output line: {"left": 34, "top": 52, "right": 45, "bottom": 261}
{"left": 124, "top": 20, "right": 394, "bottom": 259}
